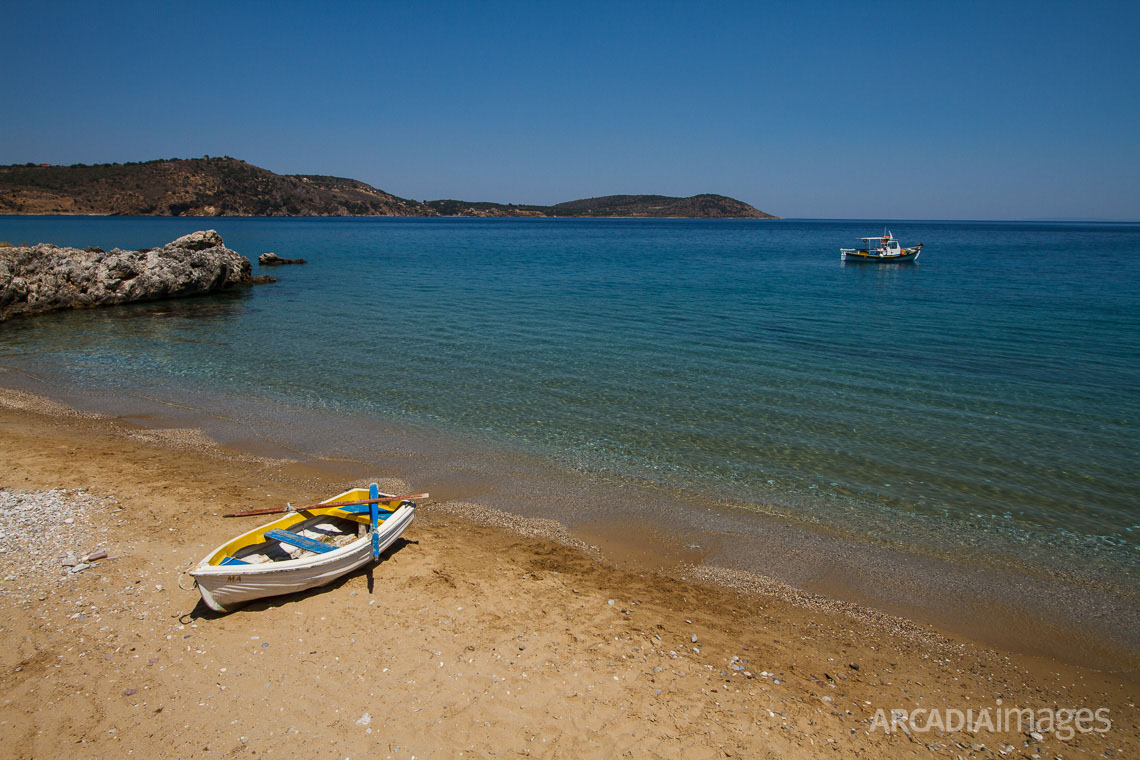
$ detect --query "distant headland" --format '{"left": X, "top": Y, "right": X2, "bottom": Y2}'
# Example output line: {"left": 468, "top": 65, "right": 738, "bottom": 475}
{"left": 0, "top": 157, "right": 777, "bottom": 219}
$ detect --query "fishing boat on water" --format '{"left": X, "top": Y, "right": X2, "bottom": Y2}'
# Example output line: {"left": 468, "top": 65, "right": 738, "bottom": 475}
{"left": 190, "top": 484, "right": 420, "bottom": 612}
{"left": 841, "top": 231, "right": 923, "bottom": 262}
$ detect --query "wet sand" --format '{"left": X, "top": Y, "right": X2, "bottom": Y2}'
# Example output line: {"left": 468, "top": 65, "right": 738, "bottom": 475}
{"left": 0, "top": 389, "right": 1137, "bottom": 758}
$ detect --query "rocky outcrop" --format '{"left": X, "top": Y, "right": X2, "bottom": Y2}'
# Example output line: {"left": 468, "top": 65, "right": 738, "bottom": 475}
{"left": 258, "top": 252, "right": 307, "bottom": 266}
{"left": 0, "top": 230, "right": 255, "bottom": 321}
{"left": 168, "top": 229, "right": 226, "bottom": 251}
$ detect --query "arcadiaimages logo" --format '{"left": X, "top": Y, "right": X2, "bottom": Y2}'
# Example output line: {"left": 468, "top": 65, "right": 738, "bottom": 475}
{"left": 869, "top": 699, "right": 1111, "bottom": 741}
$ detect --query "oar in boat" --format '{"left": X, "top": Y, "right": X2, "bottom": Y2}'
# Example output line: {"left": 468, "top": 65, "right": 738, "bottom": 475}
{"left": 221, "top": 493, "right": 428, "bottom": 518}
{"left": 369, "top": 484, "right": 381, "bottom": 559}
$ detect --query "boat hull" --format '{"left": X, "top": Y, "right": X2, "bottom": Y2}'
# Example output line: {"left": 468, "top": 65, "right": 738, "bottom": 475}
{"left": 191, "top": 491, "right": 415, "bottom": 612}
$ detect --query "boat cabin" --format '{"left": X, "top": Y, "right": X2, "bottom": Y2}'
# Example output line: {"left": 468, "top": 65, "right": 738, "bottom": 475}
{"left": 862, "top": 235, "right": 901, "bottom": 254}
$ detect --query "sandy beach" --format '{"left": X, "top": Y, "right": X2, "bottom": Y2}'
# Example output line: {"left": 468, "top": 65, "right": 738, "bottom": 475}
{"left": 0, "top": 388, "right": 1136, "bottom": 759}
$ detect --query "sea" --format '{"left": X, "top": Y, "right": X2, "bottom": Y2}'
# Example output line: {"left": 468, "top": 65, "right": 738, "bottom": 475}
{"left": 2, "top": 216, "right": 1138, "bottom": 664}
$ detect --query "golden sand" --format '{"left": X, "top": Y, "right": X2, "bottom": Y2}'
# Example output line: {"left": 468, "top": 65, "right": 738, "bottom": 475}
{"left": 0, "top": 390, "right": 1135, "bottom": 758}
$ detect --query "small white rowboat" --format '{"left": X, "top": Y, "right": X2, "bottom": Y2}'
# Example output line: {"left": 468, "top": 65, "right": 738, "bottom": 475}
{"left": 191, "top": 484, "right": 416, "bottom": 612}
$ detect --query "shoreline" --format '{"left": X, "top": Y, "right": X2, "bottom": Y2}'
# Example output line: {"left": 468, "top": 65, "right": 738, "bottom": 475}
{"left": 1, "top": 387, "right": 1137, "bottom": 756}
{"left": 2, "top": 372, "right": 1138, "bottom": 677}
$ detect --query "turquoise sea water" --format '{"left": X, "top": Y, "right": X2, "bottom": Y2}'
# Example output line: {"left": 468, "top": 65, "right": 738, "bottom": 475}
{"left": 2, "top": 217, "right": 1138, "bottom": 601}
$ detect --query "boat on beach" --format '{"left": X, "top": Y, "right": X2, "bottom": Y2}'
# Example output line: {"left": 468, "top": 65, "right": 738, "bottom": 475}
{"left": 841, "top": 231, "right": 922, "bottom": 262}
{"left": 190, "top": 484, "right": 418, "bottom": 612}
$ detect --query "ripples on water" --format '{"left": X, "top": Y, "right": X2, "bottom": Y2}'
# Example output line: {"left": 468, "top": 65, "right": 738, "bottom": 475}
{"left": 1, "top": 217, "right": 1138, "bottom": 591}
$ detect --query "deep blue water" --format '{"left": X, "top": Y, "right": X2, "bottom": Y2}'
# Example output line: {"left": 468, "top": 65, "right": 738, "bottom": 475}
{"left": 2, "top": 217, "right": 1138, "bottom": 589}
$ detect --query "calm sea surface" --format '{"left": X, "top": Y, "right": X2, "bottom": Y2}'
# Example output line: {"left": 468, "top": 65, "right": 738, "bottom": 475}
{"left": 2, "top": 217, "right": 1138, "bottom": 597}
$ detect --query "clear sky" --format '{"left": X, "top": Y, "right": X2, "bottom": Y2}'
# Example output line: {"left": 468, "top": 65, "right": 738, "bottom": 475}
{"left": 3, "top": 0, "right": 1138, "bottom": 219}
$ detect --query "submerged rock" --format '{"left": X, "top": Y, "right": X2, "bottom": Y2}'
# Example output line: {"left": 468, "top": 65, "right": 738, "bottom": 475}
{"left": 0, "top": 230, "right": 256, "bottom": 321}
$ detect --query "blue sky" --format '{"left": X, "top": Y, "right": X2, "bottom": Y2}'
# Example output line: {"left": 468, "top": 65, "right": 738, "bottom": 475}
{"left": 3, "top": 0, "right": 1138, "bottom": 219}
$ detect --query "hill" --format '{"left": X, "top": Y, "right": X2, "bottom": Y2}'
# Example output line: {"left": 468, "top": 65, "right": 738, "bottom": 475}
{"left": 0, "top": 158, "right": 777, "bottom": 218}
{"left": 0, "top": 158, "right": 426, "bottom": 217}
{"left": 547, "top": 194, "right": 774, "bottom": 218}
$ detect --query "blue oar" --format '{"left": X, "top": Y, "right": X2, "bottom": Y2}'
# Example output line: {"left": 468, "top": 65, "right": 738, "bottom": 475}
{"left": 369, "top": 483, "right": 381, "bottom": 559}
